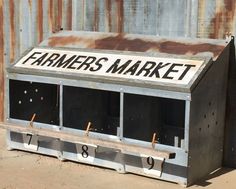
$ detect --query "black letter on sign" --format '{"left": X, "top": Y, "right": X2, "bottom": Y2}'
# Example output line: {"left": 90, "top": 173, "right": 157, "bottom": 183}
{"left": 31, "top": 53, "right": 49, "bottom": 65}
{"left": 41, "top": 53, "right": 60, "bottom": 66}
{"left": 136, "top": 61, "right": 156, "bottom": 76}
{"left": 22, "top": 52, "right": 42, "bottom": 64}
{"left": 178, "top": 64, "right": 196, "bottom": 80}
{"left": 162, "top": 63, "right": 183, "bottom": 79}
{"left": 148, "top": 62, "right": 170, "bottom": 78}
{"left": 67, "top": 55, "right": 86, "bottom": 69}
{"left": 124, "top": 61, "right": 141, "bottom": 75}
{"left": 52, "top": 54, "right": 77, "bottom": 68}
{"left": 77, "top": 56, "right": 96, "bottom": 70}
{"left": 90, "top": 57, "right": 108, "bottom": 72}
{"left": 106, "top": 59, "right": 131, "bottom": 74}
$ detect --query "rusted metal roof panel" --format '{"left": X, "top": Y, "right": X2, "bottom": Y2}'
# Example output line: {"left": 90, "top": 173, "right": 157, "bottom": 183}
{"left": 40, "top": 31, "right": 227, "bottom": 60}
{"left": 2, "top": 0, "right": 235, "bottom": 68}
{"left": 197, "top": 0, "right": 236, "bottom": 39}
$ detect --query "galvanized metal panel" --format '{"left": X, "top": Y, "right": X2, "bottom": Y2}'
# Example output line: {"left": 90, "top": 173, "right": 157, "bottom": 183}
{"left": 188, "top": 0, "right": 199, "bottom": 37}
{"left": 61, "top": 0, "right": 72, "bottom": 30}
{"left": 123, "top": 0, "right": 157, "bottom": 35}
{"left": 84, "top": 0, "right": 95, "bottom": 31}
{"left": 188, "top": 45, "right": 230, "bottom": 185}
{"left": 157, "top": 0, "right": 188, "bottom": 37}
{"left": 197, "top": 0, "right": 218, "bottom": 38}
{"left": 197, "top": 0, "right": 236, "bottom": 39}
{"left": 0, "top": 0, "right": 4, "bottom": 121}
{"left": 223, "top": 40, "right": 236, "bottom": 167}
{"left": 2, "top": 0, "right": 10, "bottom": 123}
{"left": 97, "top": 0, "right": 106, "bottom": 32}
{"left": 19, "top": 0, "right": 32, "bottom": 54}
{"left": 71, "top": 0, "right": 84, "bottom": 30}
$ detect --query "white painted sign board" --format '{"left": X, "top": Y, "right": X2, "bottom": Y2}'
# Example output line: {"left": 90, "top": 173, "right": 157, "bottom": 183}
{"left": 15, "top": 48, "right": 205, "bottom": 85}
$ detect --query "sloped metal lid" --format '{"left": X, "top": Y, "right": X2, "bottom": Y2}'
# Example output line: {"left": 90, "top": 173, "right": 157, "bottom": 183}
{"left": 8, "top": 31, "right": 229, "bottom": 93}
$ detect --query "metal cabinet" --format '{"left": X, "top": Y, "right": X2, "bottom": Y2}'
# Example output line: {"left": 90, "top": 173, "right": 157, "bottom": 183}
{"left": 0, "top": 31, "right": 231, "bottom": 186}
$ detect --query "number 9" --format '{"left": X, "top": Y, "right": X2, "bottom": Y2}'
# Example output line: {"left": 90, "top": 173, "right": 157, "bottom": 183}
{"left": 147, "top": 156, "right": 154, "bottom": 170}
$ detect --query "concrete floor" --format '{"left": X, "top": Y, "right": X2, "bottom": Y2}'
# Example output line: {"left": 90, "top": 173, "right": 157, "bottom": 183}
{"left": 0, "top": 128, "right": 236, "bottom": 189}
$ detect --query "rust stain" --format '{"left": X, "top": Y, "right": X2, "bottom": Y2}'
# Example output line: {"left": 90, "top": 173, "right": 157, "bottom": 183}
{"left": 224, "top": 0, "right": 236, "bottom": 33}
{"left": 37, "top": 0, "right": 43, "bottom": 43}
{"left": 47, "top": 35, "right": 224, "bottom": 59}
{"left": 157, "top": 41, "right": 224, "bottom": 58}
{"left": 105, "top": 0, "right": 112, "bottom": 32}
{"left": 9, "top": 0, "right": 15, "bottom": 63}
{"left": 57, "top": 0, "right": 62, "bottom": 30}
{"left": 67, "top": 0, "right": 72, "bottom": 30}
{"left": 116, "top": 0, "right": 124, "bottom": 33}
{"left": 94, "top": 0, "right": 98, "bottom": 31}
{"left": 209, "top": 12, "right": 223, "bottom": 39}
{"left": 28, "top": 0, "right": 32, "bottom": 11}
{"left": 48, "top": 36, "right": 87, "bottom": 46}
{"left": 209, "top": 0, "right": 236, "bottom": 39}
{"left": 49, "top": 0, "right": 54, "bottom": 33}
{"left": 224, "top": 0, "right": 234, "bottom": 11}
{"left": 0, "top": 0, "right": 4, "bottom": 121}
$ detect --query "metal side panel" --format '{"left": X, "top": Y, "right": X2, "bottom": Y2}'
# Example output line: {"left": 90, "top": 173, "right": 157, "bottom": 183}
{"left": 6, "top": 128, "right": 188, "bottom": 186}
{"left": 187, "top": 44, "right": 230, "bottom": 185}
{"left": 6, "top": 130, "right": 61, "bottom": 158}
{"left": 223, "top": 39, "right": 236, "bottom": 167}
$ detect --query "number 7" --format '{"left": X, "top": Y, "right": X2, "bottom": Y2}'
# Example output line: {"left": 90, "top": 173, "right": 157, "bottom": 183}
{"left": 26, "top": 134, "right": 33, "bottom": 145}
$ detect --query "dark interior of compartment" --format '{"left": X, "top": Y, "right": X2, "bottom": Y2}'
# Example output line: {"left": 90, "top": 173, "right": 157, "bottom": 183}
{"left": 10, "top": 80, "right": 59, "bottom": 125}
{"left": 10, "top": 79, "right": 185, "bottom": 146}
{"left": 123, "top": 94, "right": 185, "bottom": 146}
{"left": 63, "top": 86, "right": 120, "bottom": 135}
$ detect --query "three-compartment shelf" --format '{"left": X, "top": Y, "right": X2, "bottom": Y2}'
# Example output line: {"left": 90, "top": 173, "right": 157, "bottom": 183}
{"left": 2, "top": 31, "right": 230, "bottom": 186}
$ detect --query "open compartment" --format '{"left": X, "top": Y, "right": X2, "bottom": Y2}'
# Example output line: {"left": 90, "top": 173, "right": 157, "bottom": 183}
{"left": 9, "top": 79, "right": 60, "bottom": 125}
{"left": 123, "top": 93, "right": 185, "bottom": 147}
{"left": 63, "top": 86, "right": 120, "bottom": 135}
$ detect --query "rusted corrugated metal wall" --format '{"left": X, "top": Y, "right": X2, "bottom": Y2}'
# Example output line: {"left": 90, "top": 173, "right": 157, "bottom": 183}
{"left": 0, "top": 1, "right": 236, "bottom": 166}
